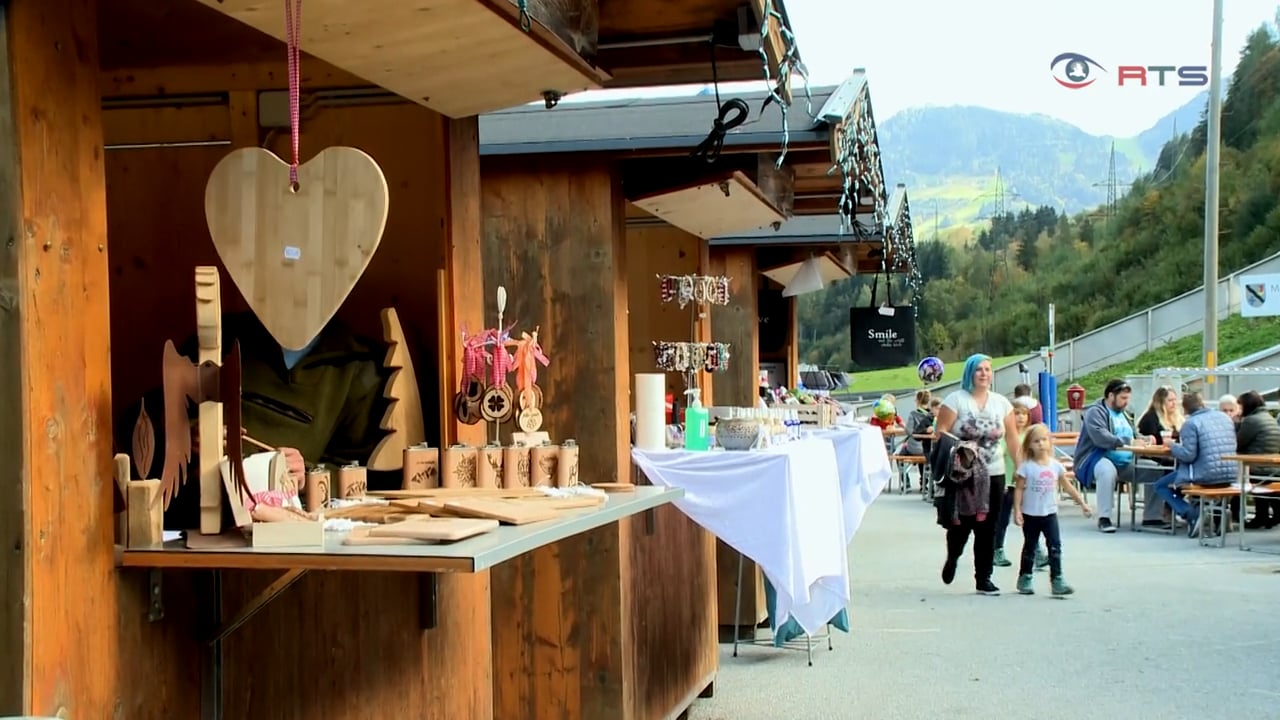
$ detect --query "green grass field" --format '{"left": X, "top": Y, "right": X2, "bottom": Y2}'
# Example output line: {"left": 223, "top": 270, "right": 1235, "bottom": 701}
{"left": 840, "top": 354, "right": 1028, "bottom": 395}
{"left": 1056, "top": 315, "right": 1280, "bottom": 407}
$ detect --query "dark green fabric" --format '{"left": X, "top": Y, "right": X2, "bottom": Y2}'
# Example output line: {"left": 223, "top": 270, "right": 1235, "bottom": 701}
{"left": 117, "top": 312, "right": 395, "bottom": 529}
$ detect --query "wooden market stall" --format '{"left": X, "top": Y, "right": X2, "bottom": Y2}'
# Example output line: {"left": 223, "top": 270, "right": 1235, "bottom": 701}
{"left": 0, "top": 0, "right": 808, "bottom": 718}
{"left": 479, "top": 71, "right": 918, "bottom": 637}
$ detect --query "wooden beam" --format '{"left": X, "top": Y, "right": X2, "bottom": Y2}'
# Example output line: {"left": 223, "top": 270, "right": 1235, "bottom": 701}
{"left": 756, "top": 152, "right": 795, "bottom": 218}
{"left": 0, "top": 0, "right": 117, "bottom": 715}
{"left": 101, "top": 104, "right": 231, "bottom": 146}
{"left": 444, "top": 117, "right": 486, "bottom": 448}
{"left": 786, "top": 295, "right": 799, "bottom": 389}
{"left": 597, "top": 47, "right": 761, "bottom": 88}
{"left": 100, "top": 59, "right": 369, "bottom": 98}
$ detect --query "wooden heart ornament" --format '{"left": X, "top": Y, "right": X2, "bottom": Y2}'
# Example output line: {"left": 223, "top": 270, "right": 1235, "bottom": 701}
{"left": 204, "top": 146, "right": 390, "bottom": 350}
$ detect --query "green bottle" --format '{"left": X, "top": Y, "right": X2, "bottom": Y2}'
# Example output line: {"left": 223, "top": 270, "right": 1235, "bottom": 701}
{"left": 683, "top": 388, "right": 710, "bottom": 451}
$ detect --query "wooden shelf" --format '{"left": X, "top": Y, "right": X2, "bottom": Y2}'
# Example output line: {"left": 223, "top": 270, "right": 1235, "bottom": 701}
{"left": 632, "top": 171, "right": 787, "bottom": 240}
{"left": 193, "top": 0, "right": 611, "bottom": 118}
{"left": 117, "top": 486, "right": 680, "bottom": 573}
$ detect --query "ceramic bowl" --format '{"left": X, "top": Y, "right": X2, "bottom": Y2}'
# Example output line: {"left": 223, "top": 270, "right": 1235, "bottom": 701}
{"left": 716, "top": 418, "right": 760, "bottom": 451}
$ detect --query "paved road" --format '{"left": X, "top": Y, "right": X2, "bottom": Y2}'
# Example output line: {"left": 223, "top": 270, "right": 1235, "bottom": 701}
{"left": 690, "top": 486, "right": 1280, "bottom": 720}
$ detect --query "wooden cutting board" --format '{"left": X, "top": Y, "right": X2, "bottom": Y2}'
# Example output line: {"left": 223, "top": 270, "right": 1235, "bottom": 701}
{"left": 343, "top": 527, "right": 431, "bottom": 546}
{"left": 204, "top": 146, "right": 389, "bottom": 350}
{"left": 591, "top": 482, "right": 635, "bottom": 493}
{"left": 369, "top": 517, "right": 499, "bottom": 541}
{"left": 440, "top": 498, "right": 559, "bottom": 525}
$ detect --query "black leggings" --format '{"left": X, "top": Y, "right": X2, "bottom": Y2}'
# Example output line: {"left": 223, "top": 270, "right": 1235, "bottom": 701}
{"left": 945, "top": 475, "right": 1006, "bottom": 583}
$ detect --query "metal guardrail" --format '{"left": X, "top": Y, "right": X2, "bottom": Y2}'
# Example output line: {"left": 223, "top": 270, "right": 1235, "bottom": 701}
{"left": 840, "top": 250, "right": 1280, "bottom": 416}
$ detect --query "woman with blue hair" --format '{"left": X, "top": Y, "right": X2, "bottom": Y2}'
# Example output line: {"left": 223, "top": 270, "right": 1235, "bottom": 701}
{"left": 934, "top": 354, "right": 1021, "bottom": 595}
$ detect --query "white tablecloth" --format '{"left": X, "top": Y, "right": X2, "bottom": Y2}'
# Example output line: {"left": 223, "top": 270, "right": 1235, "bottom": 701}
{"left": 631, "top": 438, "right": 849, "bottom": 635}
{"left": 811, "top": 424, "right": 893, "bottom": 542}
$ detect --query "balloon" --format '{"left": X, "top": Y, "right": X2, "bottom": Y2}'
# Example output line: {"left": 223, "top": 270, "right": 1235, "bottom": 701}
{"left": 872, "top": 398, "right": 896, "bottom": 421}
{"left": 917, "top": 356, "right": 945, "bottom": 385}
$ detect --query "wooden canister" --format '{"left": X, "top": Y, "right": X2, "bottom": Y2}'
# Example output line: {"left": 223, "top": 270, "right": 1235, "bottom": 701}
{"left": 556, "top": 439, "right": 580, "bottom": 487}
{"left": 477, "top": 444, "right": 503, "bottom": 488}
{"left": 402, "top": 443, "right": 440, "bottom": 490}
{"left": 338, "top": 463, "right": 367, "bottom": 499}
{"left": 503, "top": 445, "right": 531, "bottom": 488}
{"left": 530, "top": 443, "right": 559, "bottom": 487}
{"left": 305, "top": 468, "right": 331, "bottom": 512}
{"left": 442, "top": 444, "right": 478, "bottom": 488}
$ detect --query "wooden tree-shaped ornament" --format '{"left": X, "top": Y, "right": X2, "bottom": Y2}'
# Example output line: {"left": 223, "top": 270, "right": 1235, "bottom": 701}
{"left": 367, "top": 307, "right": 426, "bottom": 471}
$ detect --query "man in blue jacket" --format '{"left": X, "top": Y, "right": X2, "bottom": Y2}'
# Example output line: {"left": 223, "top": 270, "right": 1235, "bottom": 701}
{"left": 1153, "top": 391, "right": 1239, "bottom": 537}
{"left": 1073, "top": 379, "right": 1139, "bottom": 533}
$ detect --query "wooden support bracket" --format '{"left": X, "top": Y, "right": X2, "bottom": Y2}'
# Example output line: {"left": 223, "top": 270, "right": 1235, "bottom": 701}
{"left": 419, "top": 573, "right": 438, "bottom": 630}
{"left": 207, "top": 568, "right": 308, "bottom": 646}
{"left": 148, "top": 569, "right": 165, "bottom": 622}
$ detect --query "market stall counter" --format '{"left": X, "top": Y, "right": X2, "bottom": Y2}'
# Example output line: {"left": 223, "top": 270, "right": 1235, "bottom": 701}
{"left": 117, "top": 486, "right": 686, "bottom": 720}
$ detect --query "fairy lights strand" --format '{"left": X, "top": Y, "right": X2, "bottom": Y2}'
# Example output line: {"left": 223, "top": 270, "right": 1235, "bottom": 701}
{"left": 756, "top": 0, "right": 818, "bottom": 167}
{"left": 834, "top": 83, "right": 887, "bottom": 238}
{"left": 516, "top": 0, "right": 531, "bottom": 31}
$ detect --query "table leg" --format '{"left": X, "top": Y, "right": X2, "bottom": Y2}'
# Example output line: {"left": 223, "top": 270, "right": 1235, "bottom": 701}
{"left": 1239, "top": 462, "right": 1248, "bottom": 551}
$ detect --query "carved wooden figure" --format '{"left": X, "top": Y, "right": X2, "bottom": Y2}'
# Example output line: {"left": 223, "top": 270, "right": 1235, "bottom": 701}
{"left": 196, "top": 266, "right": 224, "bottom": 533}
{"left": 157, "top": 266, "right": 252, "bottom": 533}
{"left": 367, "top": 307, "right": 426, "bottom": 471}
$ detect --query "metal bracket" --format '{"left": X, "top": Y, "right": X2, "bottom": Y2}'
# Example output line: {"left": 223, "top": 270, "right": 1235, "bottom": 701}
{"left": 207, "top": 568, "right": 307, "bottom": 646}
{"left": 148, "top": 569, "right": 165, "bottom": 622}
{"left": 419, "top": 573, "right": 438, "bottom": 630}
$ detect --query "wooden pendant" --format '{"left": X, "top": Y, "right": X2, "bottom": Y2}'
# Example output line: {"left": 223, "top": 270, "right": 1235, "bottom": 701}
{"left": 204, "top": 146, "right": 390, "bottom": 350}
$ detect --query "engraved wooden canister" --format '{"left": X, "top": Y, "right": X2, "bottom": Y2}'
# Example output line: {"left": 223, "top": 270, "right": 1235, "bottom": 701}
{"left": 502, "top": 445, "right": 531, "bottom": 488}
{"left": 530, "top": 443, "right": 559, "bottom": 487}
{"left": 442, "top": 444, "right": 478, "bottom": 488}
{"left": 305, "top": 468, "right": 331, "bottom": 512}
{"left": 477, "top": 444, "right": 503, "bottom": 488}
{"left": 338, "top": 463, "right": 367, "bottom": 499}
{"left": 556, "top": 439, "right": 580, "bottom": 487}
{"left": 402, "top": 443, "right": 440, "bottom": 490}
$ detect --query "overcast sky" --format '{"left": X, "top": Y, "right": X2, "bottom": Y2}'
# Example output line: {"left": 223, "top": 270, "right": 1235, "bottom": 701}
{"left": 786, "top": 0, "right": 1278, "bottom": 136}
{"left": 575, "top": 0, "right": 1279, "bottom": 138}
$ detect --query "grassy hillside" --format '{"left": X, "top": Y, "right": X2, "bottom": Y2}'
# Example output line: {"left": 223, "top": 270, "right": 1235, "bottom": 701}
{"left": 1057, "top": 315, "right": 1280, "bottom": 407}
{"left": 843, "top": 354, "right": 1027, "bottom": 395}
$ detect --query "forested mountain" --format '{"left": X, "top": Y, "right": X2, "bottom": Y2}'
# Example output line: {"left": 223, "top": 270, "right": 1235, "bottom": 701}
{"left": 801, "top": 24, "right": 1280, "bottom": 370}
{"left": 877, "top": 94, "right": 1208, "bottom": 230}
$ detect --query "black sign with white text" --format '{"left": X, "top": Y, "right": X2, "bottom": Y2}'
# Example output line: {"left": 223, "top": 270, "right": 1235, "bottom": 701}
{"left": 849, "top": 307, "right": 917, "bottom": 370}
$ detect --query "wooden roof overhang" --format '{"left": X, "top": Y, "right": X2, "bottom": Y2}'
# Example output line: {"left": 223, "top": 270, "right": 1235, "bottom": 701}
{"left": 98, "top": 0, "right": 803, "bottom": 116}
{"left": 477, "top": 70, "right": 891, "bottom": 241}
{"left": 708, "top": 183, "right": 919, "bottom": 280}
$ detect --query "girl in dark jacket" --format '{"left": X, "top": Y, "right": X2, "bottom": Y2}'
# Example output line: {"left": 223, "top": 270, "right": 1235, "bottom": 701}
{"left": 1236, "top": 391, "right": 1280, "bottom": 529}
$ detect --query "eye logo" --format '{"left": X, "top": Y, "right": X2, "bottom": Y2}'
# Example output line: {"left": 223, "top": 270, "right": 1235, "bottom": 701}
{"left": 1050, "top": 52, "right": 1105, "bottom": 89}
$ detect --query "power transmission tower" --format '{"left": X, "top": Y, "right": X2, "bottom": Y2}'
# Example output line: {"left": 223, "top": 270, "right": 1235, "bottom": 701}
{"left": 1091, "top": 142, "right": 1134, "bottom": 232}
{"left": 975, "top": 167, "right": 1016, "bottom": 347}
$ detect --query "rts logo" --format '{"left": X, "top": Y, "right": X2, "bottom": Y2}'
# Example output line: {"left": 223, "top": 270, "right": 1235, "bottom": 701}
{"left": 1050, "top": 52, "right": 1208, "bottom": 89}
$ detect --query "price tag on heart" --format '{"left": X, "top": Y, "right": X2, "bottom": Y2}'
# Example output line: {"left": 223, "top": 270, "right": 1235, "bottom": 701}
{"left": 204, "top": 146, "right": 390, "bottom": 350}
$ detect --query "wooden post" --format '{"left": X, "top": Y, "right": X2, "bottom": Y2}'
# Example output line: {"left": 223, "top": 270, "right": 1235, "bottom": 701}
{"left": 479, "top": 156, "right": 630, "bottom": 483}
{"left": 707, "top": 246, "right": 768, "bottom": 631}
{"left": 444, "top": 116, "right": 486, "bottom": 448}
{"left": 707, "top": 247, "right": 759, "bottom": 406}
{"left": 0, "top": 0, "right": 119, "bottom": 715}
